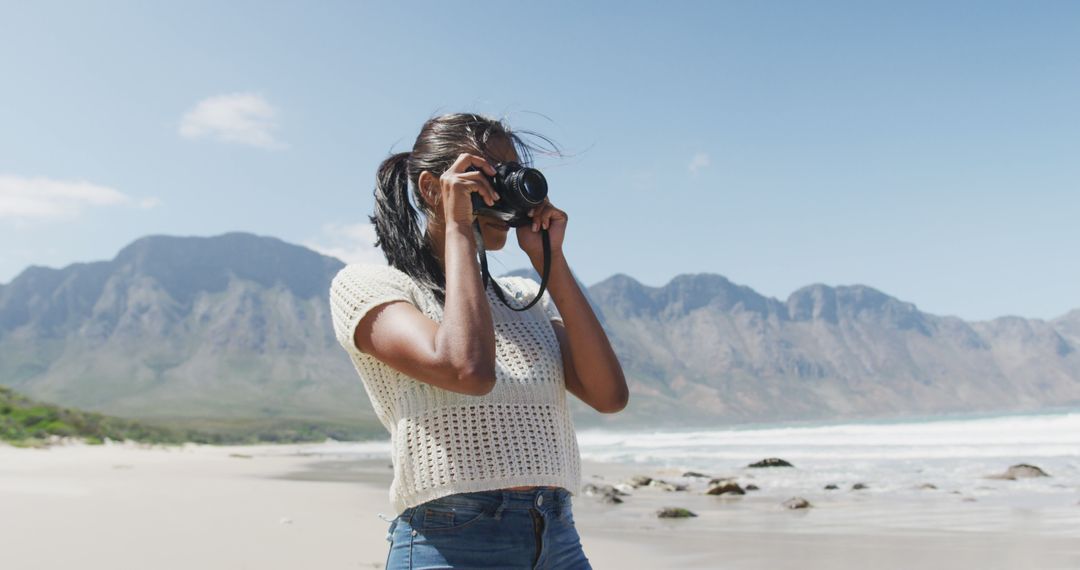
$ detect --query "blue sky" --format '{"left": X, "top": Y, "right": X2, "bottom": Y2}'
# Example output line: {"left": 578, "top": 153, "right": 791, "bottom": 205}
{"left": 1, "top": 1, "right": 1078, "bottom": 321}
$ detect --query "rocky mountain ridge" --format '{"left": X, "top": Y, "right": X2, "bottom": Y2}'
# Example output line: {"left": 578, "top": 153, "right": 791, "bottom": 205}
{"left": 1, "top": 232, "right": 1077, "bottom": 431}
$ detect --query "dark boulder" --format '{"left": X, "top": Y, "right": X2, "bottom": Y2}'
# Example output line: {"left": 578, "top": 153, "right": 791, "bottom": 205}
{"left": 985, "top": 463, "right": 1051, "bottom": 480}
{"left": 657, "top": 507, "right": 698, "bottom": 518}
{"left": 782, "top": 497, "right": 812, "bottom": 509}
{"left": 748, "top": 458, "right": 794, "bottom": 468}
{"left": 706, "top": 481, "right": 746, "bottom": 495}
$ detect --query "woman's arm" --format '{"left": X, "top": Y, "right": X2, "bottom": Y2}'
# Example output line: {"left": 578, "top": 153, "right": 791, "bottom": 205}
{"left": 534, "top": 252, "right": 629, "bottom": 414}
{"left": 353, "top": 221, "right": 497, "bottom": 396}
{"left": 354, "top": 153, "right": 501, "bottom": 396}
{"left": 515, "top": 195, "right": 629, "bottom": 413}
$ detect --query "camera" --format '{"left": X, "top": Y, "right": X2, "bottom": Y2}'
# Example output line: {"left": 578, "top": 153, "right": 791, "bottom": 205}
{"left": 467, "top": 161, "right": 548, "bottom": 227}
{"left": 464, "top": 160, "right": 553, "bottom": 311}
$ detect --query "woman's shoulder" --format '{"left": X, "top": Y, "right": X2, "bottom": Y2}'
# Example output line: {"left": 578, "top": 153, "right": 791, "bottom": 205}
{"left": 327, "top": 263, "right": 427, "bottom": 349}
{"left": 333, "top": 262, "right": 414, "bottom": 286}
{"left": 330, "top": 263, "right": 425, "bottom": 305}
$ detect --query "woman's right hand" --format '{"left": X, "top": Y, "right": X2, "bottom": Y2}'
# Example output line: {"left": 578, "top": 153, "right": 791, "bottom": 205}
{"left": 439, "top": 153, "right": 500, "bottom": 226}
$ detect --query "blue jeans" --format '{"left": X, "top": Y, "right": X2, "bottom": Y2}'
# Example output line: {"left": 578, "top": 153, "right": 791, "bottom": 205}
{"left": 384, "top": 487, "right": 592, "bottom": 569}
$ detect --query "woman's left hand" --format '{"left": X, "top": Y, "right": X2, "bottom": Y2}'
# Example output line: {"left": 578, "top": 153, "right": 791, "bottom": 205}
{"left": 516, "top": 198, "right": 567, "bottom": 263}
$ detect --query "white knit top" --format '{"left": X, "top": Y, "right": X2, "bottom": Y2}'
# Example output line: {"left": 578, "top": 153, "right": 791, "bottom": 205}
{"left": 328, "top": 263, "right": 582, "bottom": 516}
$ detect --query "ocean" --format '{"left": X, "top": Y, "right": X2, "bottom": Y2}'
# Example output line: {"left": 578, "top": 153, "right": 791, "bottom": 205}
{"left": 298, "top": 409, "right": 1080, "bottom": 535}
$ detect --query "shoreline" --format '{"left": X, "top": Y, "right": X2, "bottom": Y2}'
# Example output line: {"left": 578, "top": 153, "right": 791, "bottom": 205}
{"left": 2, "top": 440, "right": 1079, "bottom": 569}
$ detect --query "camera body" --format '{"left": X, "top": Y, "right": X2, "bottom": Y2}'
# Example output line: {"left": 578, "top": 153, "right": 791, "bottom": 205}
{"left": 467, "top": 161, "right": 548, "bottom": 227}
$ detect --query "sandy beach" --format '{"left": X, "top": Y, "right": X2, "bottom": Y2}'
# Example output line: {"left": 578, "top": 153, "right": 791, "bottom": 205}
{"left": 2, "top": 439, "right": 1078, "bottom": 570}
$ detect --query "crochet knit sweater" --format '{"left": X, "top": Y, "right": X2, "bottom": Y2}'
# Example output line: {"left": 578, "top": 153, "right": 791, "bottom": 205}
{"left": 328, "top": 263, "right": 582, "bottom": 516}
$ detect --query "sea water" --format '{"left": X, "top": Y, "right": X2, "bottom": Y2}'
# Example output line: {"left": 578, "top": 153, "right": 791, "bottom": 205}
{"left": 570, "top": 410, "right": 1080, "bottom": 535}
{"left": 574, "top": 410, "right": 1080, "bottom": 485}
{"left": 298, "top": 410, "right": 1080, "bottom": 535}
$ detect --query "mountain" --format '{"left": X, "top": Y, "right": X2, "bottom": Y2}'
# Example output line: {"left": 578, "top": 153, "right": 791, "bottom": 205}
{"left": 1, "top": 232, "right": 1078, "bottom": 435}
{"left": 1052, "top": 309, "right": 1080, "bottom": 346}
{"left": 0, "top": 232, "right": 377, "bottom": 437}
{"left": 587, "top": 275, "right": 1080, "bottom": 426}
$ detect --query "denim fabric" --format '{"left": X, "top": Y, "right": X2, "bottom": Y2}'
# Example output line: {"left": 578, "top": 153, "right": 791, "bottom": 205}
{"left": 383, "top": 487, "right": 592, "bottom": 569}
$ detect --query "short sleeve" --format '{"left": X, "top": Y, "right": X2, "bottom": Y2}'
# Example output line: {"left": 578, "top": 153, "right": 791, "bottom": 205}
{"left": 510, "top": 276, "right": 563, "bottom": 324}
{"left": 329, "top": 263, "right": 417, "bottom": 353}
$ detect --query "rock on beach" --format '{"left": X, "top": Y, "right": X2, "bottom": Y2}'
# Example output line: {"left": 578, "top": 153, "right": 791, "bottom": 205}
{"left": 782, "top": 497, "right": 812, "bottom": 509}
{"left": 656, "top": 507, "right": 698, "bottom": 518}
{"left": 583, "top": 482, "right": 628, "bottom": 504}
{"left": 648, "top": 479, "right": 687, "bottom": 492}
{"left": 706, "top": 481, "right": 746, "bottom": 495}
{"left": 747, "top": 458, "right": 794, "bottom": 468}
{"left": 985, "top": 463, "right": 1051, "bottom": 480}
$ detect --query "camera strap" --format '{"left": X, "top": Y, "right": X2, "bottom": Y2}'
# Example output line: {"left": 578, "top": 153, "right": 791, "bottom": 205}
{"left": 472, "top": 219, "right": 551, "bottom": 311}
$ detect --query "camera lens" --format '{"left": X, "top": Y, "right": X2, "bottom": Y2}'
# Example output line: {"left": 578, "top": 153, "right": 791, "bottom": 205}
{"left": 509, "top": 169, "right": 547, "bottom": 205}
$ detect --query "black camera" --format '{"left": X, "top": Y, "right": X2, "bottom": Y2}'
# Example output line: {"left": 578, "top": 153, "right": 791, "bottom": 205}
{"left": 467, "top": 161, "right": 548, "bottom": 227}
{"left": 463, "top": 160, "right": 553, "bottom": 311}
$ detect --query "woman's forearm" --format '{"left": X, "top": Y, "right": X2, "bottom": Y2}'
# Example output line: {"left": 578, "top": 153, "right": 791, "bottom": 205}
{"left": 536, "top": 254, "right": 628, "bottom": 411}
{"left": 436, "top": 221, "right": 497, "bottom": 390}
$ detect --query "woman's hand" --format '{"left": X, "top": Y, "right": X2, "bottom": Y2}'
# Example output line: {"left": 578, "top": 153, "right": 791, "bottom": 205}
{"left": 516, "top": 197, "right": 567, "bottom": 263}
{"left": 437, "top": 153, "right": 500, "bottom": 227}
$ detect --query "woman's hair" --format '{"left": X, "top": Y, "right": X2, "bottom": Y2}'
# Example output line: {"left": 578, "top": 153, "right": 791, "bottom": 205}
{"left": 369, "top": 112, "right": 559, "bottom": 305}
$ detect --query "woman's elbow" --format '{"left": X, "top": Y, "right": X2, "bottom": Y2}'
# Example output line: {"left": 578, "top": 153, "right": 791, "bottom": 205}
{"left": 456, "top": 363, "right": 498, "bottom": 396}
{"left": 597, "top": 386, "right": 629, "bottom": 414}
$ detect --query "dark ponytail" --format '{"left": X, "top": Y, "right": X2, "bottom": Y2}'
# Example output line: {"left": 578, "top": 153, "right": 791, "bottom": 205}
{"left": 369, "top": 151, "right": 448, "bottom": 304}
{"left": 369, "top": 113, "right": 562, "bottom": 306}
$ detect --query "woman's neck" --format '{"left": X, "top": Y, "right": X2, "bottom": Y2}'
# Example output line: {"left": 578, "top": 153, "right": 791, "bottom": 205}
{"left": 425, "top": 220, "right": 448, "bottom": 276}
{"left": 426, "top": 217, "right": 489, "bottom": 281}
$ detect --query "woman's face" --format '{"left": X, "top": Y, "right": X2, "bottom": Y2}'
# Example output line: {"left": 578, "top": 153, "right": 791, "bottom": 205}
{"left": 473, "top": 138, "right": 520, "bottom": 251}
{"left": 421, "top": 136, "right": 519, "bottom": 251}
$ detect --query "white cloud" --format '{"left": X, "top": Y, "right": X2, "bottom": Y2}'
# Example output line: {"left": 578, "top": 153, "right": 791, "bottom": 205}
{"left": 179, "top": 93, "right": 286, "bottom": 150}
{"left": 0, "top": 175, "right": 160, "bottom": 224}
{"left": 688, "top": 152, "right": 710, "bottom": 174}
{"left": 303, "top": 222, "right": 386, "bottom": 265}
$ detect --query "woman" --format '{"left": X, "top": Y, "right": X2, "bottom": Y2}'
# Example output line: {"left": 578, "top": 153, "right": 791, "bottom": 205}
{"left": 329, "top": 112, "right": 627, "bottom": 569}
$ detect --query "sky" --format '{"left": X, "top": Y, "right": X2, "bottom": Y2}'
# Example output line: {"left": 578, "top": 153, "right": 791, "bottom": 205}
{"left": 1, "top": 1, "right": 1078, "bottom": 322}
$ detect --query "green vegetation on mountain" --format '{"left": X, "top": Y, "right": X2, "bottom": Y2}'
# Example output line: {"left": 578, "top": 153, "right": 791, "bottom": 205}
{"left": 0, "top": 385, "right": 383, "bottom": 448}
{"left": 1, "top": 385, "right": 180, "bottom": 448}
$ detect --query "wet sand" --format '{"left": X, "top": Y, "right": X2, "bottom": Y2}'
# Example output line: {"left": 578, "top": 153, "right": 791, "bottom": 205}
{"left": 2, "top": 440, "right": 1078, "bottom": 569}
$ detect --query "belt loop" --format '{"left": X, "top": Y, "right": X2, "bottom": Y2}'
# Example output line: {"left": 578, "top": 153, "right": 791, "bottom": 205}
{"left": 493, "top": 491, "right": 507, "bottom": 520}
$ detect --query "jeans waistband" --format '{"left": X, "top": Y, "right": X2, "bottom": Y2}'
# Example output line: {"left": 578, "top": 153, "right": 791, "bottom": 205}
{"left": 427, "top": 487, "right": 572, "bottom": 516}
{"left": 497, "top": 487, "right": 570, "bottom": 507}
